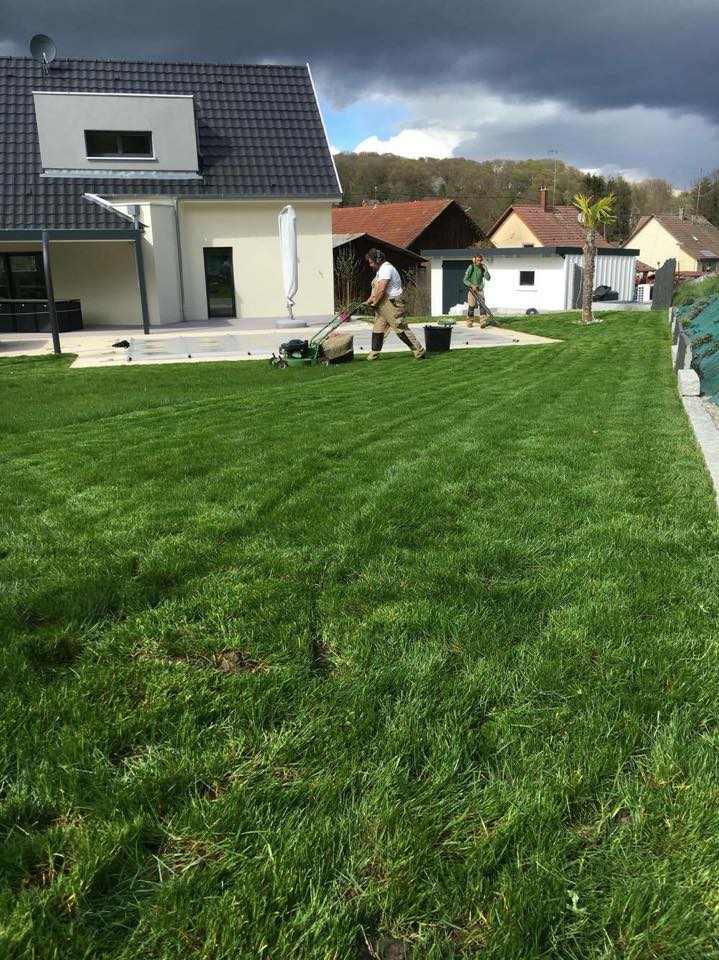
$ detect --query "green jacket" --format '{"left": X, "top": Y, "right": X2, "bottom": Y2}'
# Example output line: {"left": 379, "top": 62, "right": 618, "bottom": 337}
{"left": 463, "top": 263, "right": 491, "bottom": 290}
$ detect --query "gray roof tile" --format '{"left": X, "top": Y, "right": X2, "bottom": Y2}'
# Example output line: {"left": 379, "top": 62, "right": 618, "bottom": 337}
{"left": 0, "top": 57, "right": 340, "bottom": 231}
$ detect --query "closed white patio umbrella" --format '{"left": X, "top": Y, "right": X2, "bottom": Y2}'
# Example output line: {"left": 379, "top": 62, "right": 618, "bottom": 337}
{"left": 277, "top": 204, "right": 304, "bottom": 328}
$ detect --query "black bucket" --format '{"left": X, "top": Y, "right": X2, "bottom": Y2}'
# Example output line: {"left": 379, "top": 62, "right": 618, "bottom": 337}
{"left": 424, "top": 324, "right": 452, "bottom": 353}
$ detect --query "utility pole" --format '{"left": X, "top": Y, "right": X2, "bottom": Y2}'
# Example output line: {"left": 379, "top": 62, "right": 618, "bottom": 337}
{"left": 695, "top": 168, "right": 704, "bottom": 217}
{"left": 549, "top": 149, "right": 559, "bottom": 207}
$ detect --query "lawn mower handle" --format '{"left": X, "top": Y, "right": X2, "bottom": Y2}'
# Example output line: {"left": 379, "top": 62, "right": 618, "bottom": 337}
{"left": 309, "top": 300, "right": 368, "bottom": 346}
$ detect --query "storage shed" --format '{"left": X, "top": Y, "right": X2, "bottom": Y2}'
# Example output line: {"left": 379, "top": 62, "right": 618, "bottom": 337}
{"left": 422, "top": 247, "right": 640, "bottom": 315}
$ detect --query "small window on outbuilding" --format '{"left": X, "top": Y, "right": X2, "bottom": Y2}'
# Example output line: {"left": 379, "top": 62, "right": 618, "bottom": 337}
{"left": 519, "top": 270, "right": 535, "bottom": 286}
{"left": 85, "top": 130, "right": 154, "bottom": 158}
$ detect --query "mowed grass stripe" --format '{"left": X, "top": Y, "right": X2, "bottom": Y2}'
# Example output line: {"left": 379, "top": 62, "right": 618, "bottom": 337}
{"left": 2, "top": 312, "right": 719, "bottom": 959}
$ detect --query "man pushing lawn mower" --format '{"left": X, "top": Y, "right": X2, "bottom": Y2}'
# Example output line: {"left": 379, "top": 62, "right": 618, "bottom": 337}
{"left": 463, "top": 253, "right": 492, "bottom": 328}
{"left": 364, "top": 248, "right": 426, "bottom": 361}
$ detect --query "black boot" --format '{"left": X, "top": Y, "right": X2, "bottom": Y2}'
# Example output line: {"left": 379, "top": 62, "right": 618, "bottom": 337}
{"left": 398, "top": 331, "right": 426, "bottom": 359}
{"left": 367, "top": 332, "right": 384, "bottom": 361}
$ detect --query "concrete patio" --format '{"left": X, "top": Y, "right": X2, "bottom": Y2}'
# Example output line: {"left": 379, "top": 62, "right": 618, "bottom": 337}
{"left": 0, "top": 316, "right": 559, "bottom": 368}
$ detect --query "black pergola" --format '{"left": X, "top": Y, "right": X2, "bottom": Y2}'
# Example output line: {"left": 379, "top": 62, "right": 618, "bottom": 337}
{"left": 0, "top": 225, "right": 151, "bottom": 354}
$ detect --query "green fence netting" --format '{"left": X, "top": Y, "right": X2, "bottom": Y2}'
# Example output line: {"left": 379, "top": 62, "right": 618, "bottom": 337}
{"left": 678, "top": 294, "right": 719, "bottom": 405}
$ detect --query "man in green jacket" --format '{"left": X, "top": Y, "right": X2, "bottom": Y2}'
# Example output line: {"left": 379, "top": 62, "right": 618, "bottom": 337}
{"left": 463, "top": 254, "right": 491, "bottom": 327}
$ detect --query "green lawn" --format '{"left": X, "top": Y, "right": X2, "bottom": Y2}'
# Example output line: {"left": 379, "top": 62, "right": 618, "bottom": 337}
{"left": 2, "top": 312, "right": 719, "bottom": 959}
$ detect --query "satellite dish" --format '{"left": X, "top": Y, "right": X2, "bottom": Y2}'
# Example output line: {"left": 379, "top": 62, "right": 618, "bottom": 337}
{"left": 30, "top": 34, "right": 57, "bottom": 72}
{"left": 577, "top": 212, "right": 585, "bottom": 224}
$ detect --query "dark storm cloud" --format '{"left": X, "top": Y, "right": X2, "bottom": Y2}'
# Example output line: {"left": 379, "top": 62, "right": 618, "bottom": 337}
{"left": 454, "top": 105, "right": 719, "bottom": 186}
{"left": 3, "top": 0, "right": 718, "bottom": 121}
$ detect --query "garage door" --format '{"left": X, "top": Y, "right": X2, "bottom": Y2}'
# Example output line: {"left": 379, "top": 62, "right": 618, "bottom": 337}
{"left": 442, "top": 260, "right": 470, "bottom": 313}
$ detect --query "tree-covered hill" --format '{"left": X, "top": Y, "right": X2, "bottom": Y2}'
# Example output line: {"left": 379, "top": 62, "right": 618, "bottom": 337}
{"left": 334, "top": 152, "right": 695, "bottom": 243}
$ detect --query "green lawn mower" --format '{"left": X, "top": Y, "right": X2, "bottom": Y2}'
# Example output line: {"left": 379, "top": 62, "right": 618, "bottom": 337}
{"left": 270, "top": 300, "right": 367, "bottom": 369}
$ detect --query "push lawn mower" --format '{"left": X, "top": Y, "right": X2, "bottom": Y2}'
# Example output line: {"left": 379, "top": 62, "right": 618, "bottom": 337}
{"left": 270, "top": 300, "right": 367, "bottom": 369}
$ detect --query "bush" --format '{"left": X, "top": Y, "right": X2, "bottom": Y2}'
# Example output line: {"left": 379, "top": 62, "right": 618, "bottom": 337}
{"left": 402, "top": 269, "right": 430, "bottom": 317}
{"left": 334, "top": 246, "right": 364, "bottom": 310}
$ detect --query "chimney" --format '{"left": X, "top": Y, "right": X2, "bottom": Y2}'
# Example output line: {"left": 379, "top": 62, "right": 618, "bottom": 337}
{"left": 679, "top": 206, "right": 685, "bottom": 220}
{"left": 539, "top": 187, "right": 548, "bottom": 211}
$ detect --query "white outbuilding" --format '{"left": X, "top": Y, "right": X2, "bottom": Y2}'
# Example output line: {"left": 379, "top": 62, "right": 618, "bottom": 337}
{"left": 422, "top": 246, "right": 641, "bottom": 316}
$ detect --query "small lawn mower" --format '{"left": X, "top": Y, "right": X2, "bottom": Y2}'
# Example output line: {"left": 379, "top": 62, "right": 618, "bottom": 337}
{"left": 270, "top": 300, "right": 367, "bottom": 369}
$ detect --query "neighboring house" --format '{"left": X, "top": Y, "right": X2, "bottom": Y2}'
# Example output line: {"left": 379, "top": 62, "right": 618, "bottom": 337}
{"left": 332, "top": 232, "right": 424, "bottom": 306}
{"left": 423, "top": 246, "right": 639, "bottom": 315}
{"left": 488, "top": 189, "right": 617, "bottom": 249}
{"left": 623, "top": 213, "right": 719, "bottom": 274}
{"left": 0, "top": 55, "right": 341, "bottom": 333}
{"left": 332, "top": 199, "right": 484, "bottom": 255}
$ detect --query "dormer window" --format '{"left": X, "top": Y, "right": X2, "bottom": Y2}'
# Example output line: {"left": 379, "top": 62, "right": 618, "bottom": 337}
{"left": 34, "top": 92, "right": 199, "bottom": 176}
{"left": 85, "top": 130, "right": 154, "bottom": 159}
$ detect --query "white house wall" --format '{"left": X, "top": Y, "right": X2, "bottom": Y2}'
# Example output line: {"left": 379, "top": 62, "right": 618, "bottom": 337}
{"left": 82, "top": 196, "right": 335, "bottom": 326}
{"left": 478, "top": 254, "right": 567, "bottom": 313}
{"left": 178, "top": 200, "right": 335, "bottom": 321}
{"left": 145, "top": 204, "right": 182, "bottom": 325}
{"left": 52, "top": 241, "right": 142, "bottom": 326}
{"left": 430, "top": 258, "right": 444, "bottom": 316}
{"left": 113, "top": 201, "right": 182, "bottom": 326}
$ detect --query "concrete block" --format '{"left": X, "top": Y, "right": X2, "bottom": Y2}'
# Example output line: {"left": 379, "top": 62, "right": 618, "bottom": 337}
{"left": 678, "top": 368, "right": 700, "bottom": 396}
{"left": 671, "top": 344, "right": 679, "bottom": 367}
{"left": 682, "top": 397, "right": 719, "bottom": 509}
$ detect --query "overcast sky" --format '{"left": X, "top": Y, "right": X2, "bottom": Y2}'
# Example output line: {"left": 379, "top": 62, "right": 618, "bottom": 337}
{"left": 3, "top": 0, "right": 717, "bottom": 186}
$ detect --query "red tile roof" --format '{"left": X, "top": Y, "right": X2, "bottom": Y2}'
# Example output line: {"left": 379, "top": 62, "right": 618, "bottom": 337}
{"left": 490, "top": 204, "right": 617, "bottom": 248}
{"left": 625, "top": 214, "right": 719, "bottom": 262}
{"left": 332, "top": 199, "right": 459, "bottom": 248}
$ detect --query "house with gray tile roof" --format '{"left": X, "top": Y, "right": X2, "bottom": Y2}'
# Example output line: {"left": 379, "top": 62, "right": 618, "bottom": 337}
{"left": 487, "top": 189, "right": 617, "bottom": 250}
{"left": 623, "top": 214, "right": 719, "bottom": 275}
{"left": 0, "top": 55, "right": 341, "bottom": 337}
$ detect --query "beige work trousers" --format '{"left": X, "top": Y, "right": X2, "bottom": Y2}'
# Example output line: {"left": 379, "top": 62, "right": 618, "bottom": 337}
{"left": 467, "top": 288, "right": 489, "bottom": 320}
{"left": 370, "top": 286, "right": 425, "bottom": 357}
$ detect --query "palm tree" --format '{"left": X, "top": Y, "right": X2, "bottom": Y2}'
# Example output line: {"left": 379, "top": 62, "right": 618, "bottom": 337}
{"left": 572, "top": 193, "right": 616, "bottom": 323}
